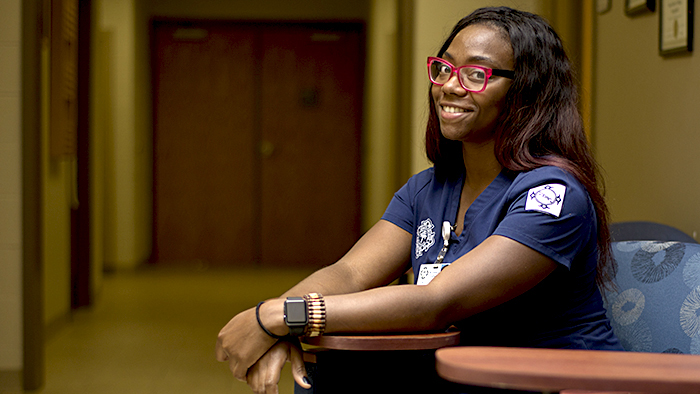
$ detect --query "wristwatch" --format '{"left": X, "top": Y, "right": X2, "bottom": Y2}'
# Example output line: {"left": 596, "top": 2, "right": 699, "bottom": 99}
{"left": 284, "top": 297, "right": 308, "bottom": 336}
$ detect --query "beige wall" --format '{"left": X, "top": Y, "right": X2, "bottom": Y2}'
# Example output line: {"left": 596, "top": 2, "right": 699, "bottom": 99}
{"left": 0, "top": 0, "right": 23, "bottom": 375}
{"left": 364, "top": 0, "right": 401, "bottom": 226}
{"left": 41, "top": 152, "right": 72, "bottom": 327}
{"left": 97, "top": 0, "right": 153, "bottom": 270}
{"left": 4, "top": 0, "right": 76, "bottom": 386}
{"left": 43, "top": 0, "right": 73, "bottom": 345}
{"left": 593, "top": 1, "right": 700, "bottom": 239}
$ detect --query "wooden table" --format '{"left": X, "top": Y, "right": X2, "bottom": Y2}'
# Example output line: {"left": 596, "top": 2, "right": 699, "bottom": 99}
{"left": 298, "top": 331, "right": 460, "bottom": 393}
{"left": 303, "top": 330, "right": 460, "bottom": 352}
{"left": 436, "top": 346, "right": 700, "bottom": 393}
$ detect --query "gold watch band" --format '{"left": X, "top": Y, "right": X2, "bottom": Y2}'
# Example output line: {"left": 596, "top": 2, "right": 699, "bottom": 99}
{"left": 302, "top": 293, "right": 326, "bottom": 337}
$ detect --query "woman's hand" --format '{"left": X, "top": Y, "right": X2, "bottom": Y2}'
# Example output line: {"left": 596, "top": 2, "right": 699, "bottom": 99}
{"left": 247, "top": 340, "right": 311, "bottom": 394}
{"left": 215, "top": 307, "right": 278, "bottom": 381}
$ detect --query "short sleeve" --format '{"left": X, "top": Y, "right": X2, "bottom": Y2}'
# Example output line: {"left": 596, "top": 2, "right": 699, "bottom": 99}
{"left": 381, "top": 168, "right": 435, "bottom": 234}
{"left": 493, "top": 167, "right": 597, "bottom": 269}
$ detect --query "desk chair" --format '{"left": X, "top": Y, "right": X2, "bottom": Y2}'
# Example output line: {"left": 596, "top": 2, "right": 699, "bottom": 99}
{"left": 610, "top": 221, "right": 697, "bottom": 243}
{"left": 604, "top": 240, "right": 700, "bottom": 354}
{"left": 435, "top": 240, "right": 700, "bottom": 393}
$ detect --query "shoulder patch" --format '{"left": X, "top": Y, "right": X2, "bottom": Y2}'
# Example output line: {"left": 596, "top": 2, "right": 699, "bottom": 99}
{"left": 525, "top": 183, "right": 566, "bottom": 217}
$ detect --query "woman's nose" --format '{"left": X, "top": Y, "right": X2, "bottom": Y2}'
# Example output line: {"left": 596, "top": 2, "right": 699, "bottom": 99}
{"left": 442, "top": 73, "right": 467, "bottom": 95}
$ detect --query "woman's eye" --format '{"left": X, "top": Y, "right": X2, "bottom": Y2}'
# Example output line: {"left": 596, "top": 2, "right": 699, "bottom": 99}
{"left": 473, "top": 71, "right": 486, "bottom": 80}
{"left": 439, "top": 65, "right": 451, "bottom": 74}
{"left": 466, "top": 69, "right": 486, "bottom": 81}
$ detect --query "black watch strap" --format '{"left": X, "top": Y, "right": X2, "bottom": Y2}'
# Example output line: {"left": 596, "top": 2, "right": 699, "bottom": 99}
{"left": 288, "top": 323, "right": 305, "bottom": 336}
{"left": 284, "top": 297, "right": 308, "bottom": 336}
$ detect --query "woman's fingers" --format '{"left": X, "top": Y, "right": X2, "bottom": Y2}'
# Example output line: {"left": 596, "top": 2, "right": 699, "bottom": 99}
{"left": 247, "top": 342, "right": 289, "bottom": 394}
{"left": 289, "top": 342, "right": 311, "bottom": 389}
{"left": 245, "top": 340, "right": 312, "bottom": 393}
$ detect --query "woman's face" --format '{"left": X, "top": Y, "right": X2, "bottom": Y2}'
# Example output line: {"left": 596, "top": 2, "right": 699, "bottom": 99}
{"left": 431, "top": 24, "right": 514, "bottom": 143}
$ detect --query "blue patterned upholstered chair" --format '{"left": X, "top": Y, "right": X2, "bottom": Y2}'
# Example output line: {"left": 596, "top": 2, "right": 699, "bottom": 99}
{"left": 605, "top": 240, "right": 700, "bottom": 354}
{"left": 610, "top": 221, "right": 697, "bottom": 243}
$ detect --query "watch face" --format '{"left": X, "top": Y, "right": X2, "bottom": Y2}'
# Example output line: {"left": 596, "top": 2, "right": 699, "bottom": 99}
{"left": 285, "top": 299, "right": 307, "bottom": 325}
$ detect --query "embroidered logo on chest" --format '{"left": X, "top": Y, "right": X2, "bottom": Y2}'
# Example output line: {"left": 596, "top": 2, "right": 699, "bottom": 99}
{"left": 415, "top": 218, "right": 436, "bottom": 258}
{"left": 525, "top": 183, "right": 567, "bottom": 217}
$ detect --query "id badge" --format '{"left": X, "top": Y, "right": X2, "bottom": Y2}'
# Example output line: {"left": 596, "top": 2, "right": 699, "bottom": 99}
{"left": 416, "top": 263, "right": 450, "bottom": 285}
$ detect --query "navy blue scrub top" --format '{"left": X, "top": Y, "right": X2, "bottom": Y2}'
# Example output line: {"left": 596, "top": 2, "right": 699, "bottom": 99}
{"left": 382, "top": 166, "right": 622, "bottom": 351}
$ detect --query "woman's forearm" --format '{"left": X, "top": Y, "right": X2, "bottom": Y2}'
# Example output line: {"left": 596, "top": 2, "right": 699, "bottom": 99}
{"left": 259, "top": 281, "right": 448, "bottom": 338}
{"left": 259, "top": 235, "right": 559, "bottom": 337}
{"left": 323, "top": 284, "right": 448, "bottom": 333}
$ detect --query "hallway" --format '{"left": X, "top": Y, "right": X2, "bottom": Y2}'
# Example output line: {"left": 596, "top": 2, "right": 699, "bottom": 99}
{"left": 21, "top": 265, "right": 314, "bottom": 394}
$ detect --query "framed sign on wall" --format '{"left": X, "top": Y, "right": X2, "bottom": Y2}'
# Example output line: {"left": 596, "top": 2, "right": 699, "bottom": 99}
{"left": 626, "top": 0, "right": 656, "bottom": 15}
{"left": 659, "top": 0, "right": 695, "bottom": 55}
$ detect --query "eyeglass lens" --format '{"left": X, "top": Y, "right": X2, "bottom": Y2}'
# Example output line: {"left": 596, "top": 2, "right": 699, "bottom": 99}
{"left": 429, "top": 59, "right": 489, "bottom": 92}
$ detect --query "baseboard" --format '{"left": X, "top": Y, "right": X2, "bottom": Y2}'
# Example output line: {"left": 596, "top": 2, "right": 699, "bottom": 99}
{"left": 0, "top": 370, "right": 22, "bottom": 391}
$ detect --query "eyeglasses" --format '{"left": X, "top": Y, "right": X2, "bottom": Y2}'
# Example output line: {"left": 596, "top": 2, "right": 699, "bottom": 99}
{"left": 427, "top": 57, "right": 515, "bottom": 93}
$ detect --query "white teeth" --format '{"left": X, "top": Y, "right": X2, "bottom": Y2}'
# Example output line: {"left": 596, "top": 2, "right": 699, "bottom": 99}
{"left": 443, "top": 106, "right": 467, "bottom": 113}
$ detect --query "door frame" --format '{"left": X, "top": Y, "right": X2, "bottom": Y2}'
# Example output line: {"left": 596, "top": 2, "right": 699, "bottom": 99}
{"left": 72, "top": 0, "right": 93, "bottom": 309}
{"left": 21, "top": 0, "right": 45, "bottom": 389}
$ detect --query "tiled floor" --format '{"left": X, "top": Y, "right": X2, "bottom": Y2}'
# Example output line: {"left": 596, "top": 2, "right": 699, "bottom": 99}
{"left": 22, "top": 265, "right": 314, "bottom": 394}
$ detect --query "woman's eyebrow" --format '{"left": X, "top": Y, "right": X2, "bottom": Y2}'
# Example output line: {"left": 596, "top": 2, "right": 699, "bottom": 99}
{"left": 467, "top": 55, "right": 493, "bottom": 63}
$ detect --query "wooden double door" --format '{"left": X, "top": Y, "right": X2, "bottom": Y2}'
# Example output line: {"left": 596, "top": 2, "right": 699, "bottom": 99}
{"left": 152, "top": 22, "right": 363, "bottom": 268}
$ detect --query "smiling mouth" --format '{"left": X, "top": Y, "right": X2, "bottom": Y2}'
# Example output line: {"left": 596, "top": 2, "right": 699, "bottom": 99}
{"left": 441, "top": 105, "right": 469, "bottom": 113}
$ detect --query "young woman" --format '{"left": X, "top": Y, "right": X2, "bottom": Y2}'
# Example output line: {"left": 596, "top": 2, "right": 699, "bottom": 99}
{"left": 216, "top": 7, "right": 621, "bottom": 393}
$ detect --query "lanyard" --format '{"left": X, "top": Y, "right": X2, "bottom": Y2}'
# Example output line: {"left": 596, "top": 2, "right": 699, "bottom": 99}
{"left": 434, "top": 221, "right": 454, "bottom": 264}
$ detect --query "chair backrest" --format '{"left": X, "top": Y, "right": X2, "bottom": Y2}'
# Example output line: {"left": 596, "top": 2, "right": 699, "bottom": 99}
{"left": 605, "top": 241, "right": 700, "bottom": 354}
{"left": 610, "top": 221, "right": 697, "bottom": 243}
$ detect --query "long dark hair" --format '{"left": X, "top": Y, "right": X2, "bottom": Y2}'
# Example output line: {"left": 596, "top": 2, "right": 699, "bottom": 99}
{"left": 425, "top": 7, "right": 615, "bottom": 290}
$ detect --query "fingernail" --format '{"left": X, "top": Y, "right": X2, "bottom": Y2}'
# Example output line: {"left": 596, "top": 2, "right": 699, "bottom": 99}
{"left": 303, "top": 377, "right": 311, "bottom": 386}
